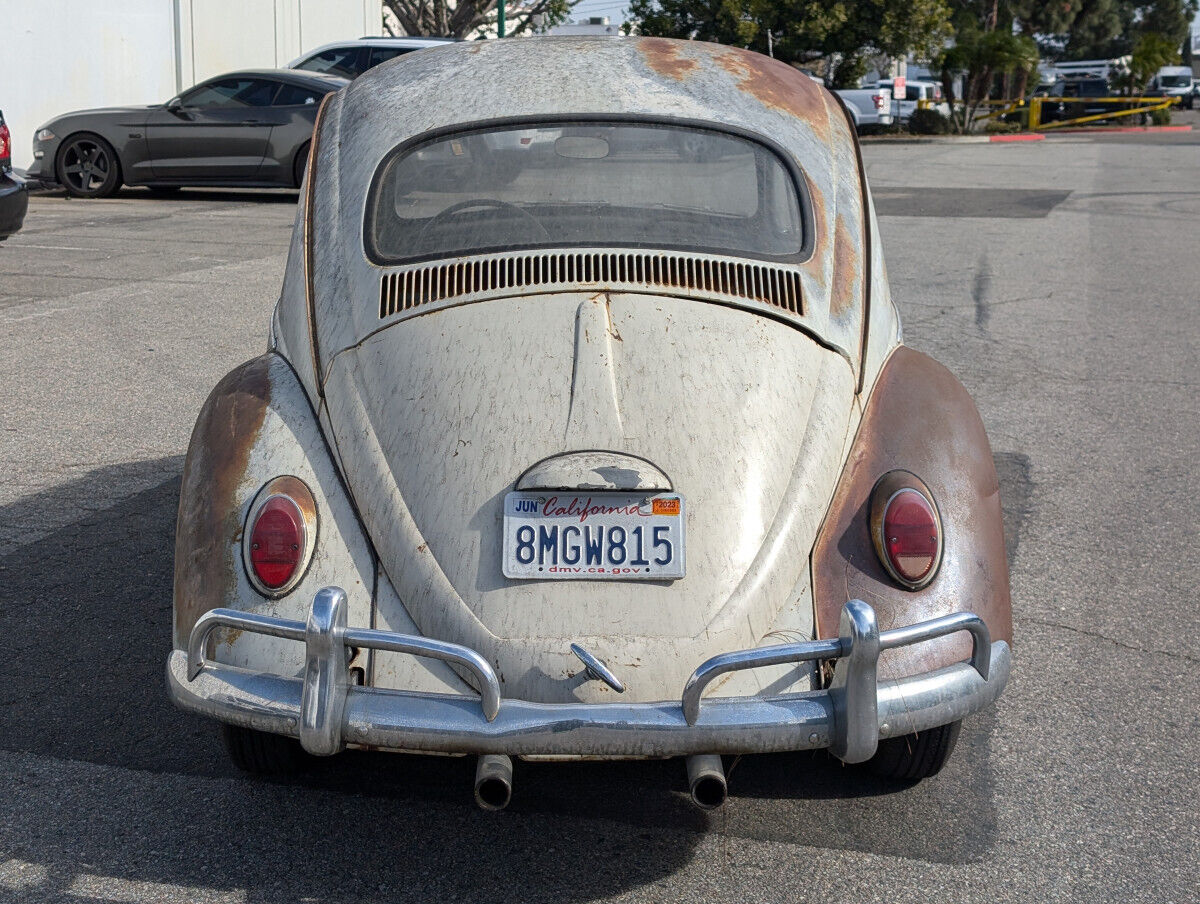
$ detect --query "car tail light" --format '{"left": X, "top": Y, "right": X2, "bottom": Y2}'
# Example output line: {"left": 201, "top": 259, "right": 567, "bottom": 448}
{"left": 872, "top": 94, "right": 885, "bottom": 110}
{"left": 243, "top": 477, "right": 318, "bottom": 596}
{"left": 870, "top": 472, "right": 943, "bottom": 590}
{"left": 0, "top": 122, "right": 10, "bottom": 168}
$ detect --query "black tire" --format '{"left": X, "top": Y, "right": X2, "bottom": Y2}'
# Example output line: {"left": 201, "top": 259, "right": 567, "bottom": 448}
{"left": 56, "top": 133, "right": 122, "bottom": 198}
{"left": 221, "top": 724, "right": 307, "bottom": 775}
{"left": 293, "top": 142, "right": 311, "bottom": 189}
{"left": 867, "top": 721, "right": 962, "bottom": 781}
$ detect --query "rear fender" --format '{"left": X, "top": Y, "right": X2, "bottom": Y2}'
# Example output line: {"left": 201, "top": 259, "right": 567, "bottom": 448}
{"left": 172, "top": 352, "right": 374, "bottom": 677}
{"left": 812, "top": 346, "right": 1012, "bottom": 680}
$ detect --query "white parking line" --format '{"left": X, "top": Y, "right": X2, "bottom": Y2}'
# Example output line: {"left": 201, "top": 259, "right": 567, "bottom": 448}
{"left": 3, "top": 243, "right": 93, "bottom": 251}
{"left": 66, "top": 874, "right": 248, "bottom": 903}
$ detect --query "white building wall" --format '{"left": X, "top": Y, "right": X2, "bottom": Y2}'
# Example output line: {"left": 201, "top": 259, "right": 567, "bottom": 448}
{"left": 0, "top": 0, "right": 379, "bottom": 169}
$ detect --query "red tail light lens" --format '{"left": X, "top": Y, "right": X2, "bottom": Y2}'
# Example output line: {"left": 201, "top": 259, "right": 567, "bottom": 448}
{"left": 883, "top": 490, "right": 939, "bottom": 583}
{"left": 870, "top": 472, "right": 943, "bottom": 590}
{"left": 248, "top": 495, "right": 305, "bottom": 590}
{"left": 0, "top": 123, "right": 11, "bottom": 166}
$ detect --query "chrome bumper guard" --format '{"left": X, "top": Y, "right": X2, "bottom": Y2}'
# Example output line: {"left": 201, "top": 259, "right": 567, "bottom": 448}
{"left": 167, "top": 587, "right": 1010, "bottom": 761}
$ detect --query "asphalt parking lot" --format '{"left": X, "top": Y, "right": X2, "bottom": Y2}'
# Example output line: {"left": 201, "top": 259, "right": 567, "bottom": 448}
{"left": 1, "top": 129, "right": 1198, "bottom": 903}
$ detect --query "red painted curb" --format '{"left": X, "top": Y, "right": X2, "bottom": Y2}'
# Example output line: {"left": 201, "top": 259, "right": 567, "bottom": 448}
{"left": 989, "top": 133, "right": 1045, "bottom": 142}
{"left": 1043, "top": 124, "right": 1193, "bottom": 135}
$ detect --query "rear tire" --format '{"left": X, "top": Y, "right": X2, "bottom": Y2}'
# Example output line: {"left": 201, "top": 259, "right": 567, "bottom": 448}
{"left": 221, "top": 724, "right": 307, "bottom": 775}
{"left": 867, "top": 721, "right": 961, "bottom": 781}
{"left": 293, "top": 142, "right": 311, "bottom": 189}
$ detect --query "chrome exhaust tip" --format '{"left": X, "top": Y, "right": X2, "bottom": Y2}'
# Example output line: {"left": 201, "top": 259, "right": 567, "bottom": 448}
{"left": 686, "top": 754, "right": 727, "bottom": 810}
{"left": 474, "top": 754, "right": 513, "bottom": 811}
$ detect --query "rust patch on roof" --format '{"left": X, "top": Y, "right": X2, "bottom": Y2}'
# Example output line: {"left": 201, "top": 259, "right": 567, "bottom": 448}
{"left": 715, "top": 48, "right": 825, "bottom": 124}
{"left": 830, "top": 216, "right": 861, "bottom": 318}
{"left": 173, "top": 354, "right": 273, "bottom": 648}
{"left": 638, "top": 38, "right": 700, "bottom": 81}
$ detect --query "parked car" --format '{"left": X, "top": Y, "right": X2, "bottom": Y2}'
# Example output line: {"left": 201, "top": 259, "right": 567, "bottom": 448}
{"left": 0, "top": 109, "right": 28, "bottom": 240}
{"left": 167, "top": 37, "right": 1012, "bottom": 810}
{"left": 833, "top": 85, "right": 894, "bottom": 129}
{"left": 1147, "top": 65, "right": 1194, "bottom": 110}
{"left": 874, "top": 78, "right": 951, "bottom": 122}
{"left": 24, "top": 70, "right": 347, "bottom": 198}
{"left": 1040, "top": 76, "right": 1114, "bottom": 123}
{"left": 289, "top": 36, "right": 459, "bottom": 79}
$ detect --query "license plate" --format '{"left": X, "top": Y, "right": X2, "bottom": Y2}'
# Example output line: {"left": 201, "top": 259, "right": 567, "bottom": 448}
{"left": 502, "top": 491, "right": 685, "bottom": 580}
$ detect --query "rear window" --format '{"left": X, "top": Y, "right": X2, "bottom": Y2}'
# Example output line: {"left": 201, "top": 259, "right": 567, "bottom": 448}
{"left": 367, "top": 122, "right": 804, "bottom": 264}
{"left": 296, "top": 47, "right": 363, "bottom": 79}
{"left": 275, "top": 83, "right": 325, "bottom": 106}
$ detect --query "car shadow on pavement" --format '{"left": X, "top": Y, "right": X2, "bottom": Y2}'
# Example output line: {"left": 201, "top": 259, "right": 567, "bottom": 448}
{"left": 32, "top": 186, "right": 300, "bottom": 204}
{"left": 0, "top": 454, "right": 1019, "bottom": 900}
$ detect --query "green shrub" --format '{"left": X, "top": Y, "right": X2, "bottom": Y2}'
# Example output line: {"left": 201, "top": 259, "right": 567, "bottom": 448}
{"left": 984, "top": 119, "right": 1021, "bottom": 134}
{"left": 1149, "top": 106, "right": 1172, "bottom": 126}
{"left": 908, "top": 108, "right": 951, "bottom": 135}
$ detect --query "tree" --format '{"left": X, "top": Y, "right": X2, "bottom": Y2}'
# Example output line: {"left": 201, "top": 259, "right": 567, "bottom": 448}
{"left": 1058, "top": 0, "right": 1198, "bottom": 60}
{"left": 626, "top": 0, "right": 953, "bottom": 86}
{"left": 938, "top": 27, "right": 1039, "bottom": 132}
{"left": 1119, "top": 31, "right": 1182, "bottom": 91}
{"left": 383, "top": 0, "right": 576, "bottom": 38}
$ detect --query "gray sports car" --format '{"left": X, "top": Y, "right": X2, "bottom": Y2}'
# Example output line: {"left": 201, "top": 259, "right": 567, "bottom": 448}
{"left": 25, "top": 70, "right": 347, "bottom": 198}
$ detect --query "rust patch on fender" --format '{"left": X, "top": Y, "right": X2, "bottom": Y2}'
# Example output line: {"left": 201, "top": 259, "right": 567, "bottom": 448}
{"left": 715, "top": 48, "right": 825, "bottom": 124}
{"left": 830, "top": 216, "right": 861, "bottom": 318}
{"left": 638, "top": 38, "right": 699, "bottom": 80}
{"left": 811, "top": 347, "right": 1012, "bottom": 680}
{"left": 173, "top": 355, "right": 273, "bottom": 648}
{"left": 805, "top": 174, "right": 829, "bottom": 279}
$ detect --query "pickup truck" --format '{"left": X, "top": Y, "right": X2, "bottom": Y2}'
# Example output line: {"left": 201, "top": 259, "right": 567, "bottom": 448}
{"left": 874, "top": 79, "right": 951, "bottom": 122}
{"left": 832, "top": 87, "right": 894, "bottom": 130}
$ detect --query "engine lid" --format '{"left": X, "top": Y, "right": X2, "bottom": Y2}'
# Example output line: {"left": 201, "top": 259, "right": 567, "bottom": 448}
{"left": 322, "top": 291, "right": 854, "bottom": 702}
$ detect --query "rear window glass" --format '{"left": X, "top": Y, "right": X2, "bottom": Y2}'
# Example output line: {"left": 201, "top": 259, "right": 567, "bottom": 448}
{"left": 275, "top": 84, "right": 324, "bottom": 106}
{"left": 368, "top": 47, "right": 412, "bottom": 67}
{"left": 367, "top": 122, "right": 804, "bottom": 264}
{"left": 296, "top": 47, "right": 362, "bottom": 79}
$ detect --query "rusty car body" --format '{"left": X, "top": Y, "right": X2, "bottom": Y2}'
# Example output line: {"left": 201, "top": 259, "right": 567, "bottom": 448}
{"left": 167, "top": 37, "right": 1012, "bottom": 810}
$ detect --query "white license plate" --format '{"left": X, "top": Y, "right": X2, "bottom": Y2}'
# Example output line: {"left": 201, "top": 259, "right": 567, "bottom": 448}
{"left": 502, "top": 491, "right": 685, "bottom": 580}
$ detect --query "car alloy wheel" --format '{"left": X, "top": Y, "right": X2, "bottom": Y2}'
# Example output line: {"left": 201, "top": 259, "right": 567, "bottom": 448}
{"left": 57, "top": 135, "right": 120, "bottom": 198}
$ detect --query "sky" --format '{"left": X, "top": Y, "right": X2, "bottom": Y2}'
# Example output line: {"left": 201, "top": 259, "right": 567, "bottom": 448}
{"left": 567, "top": 0, "right": 631, "bottom": 27}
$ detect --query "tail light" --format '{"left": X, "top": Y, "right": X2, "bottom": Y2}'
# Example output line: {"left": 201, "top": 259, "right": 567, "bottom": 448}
{"left": 0, "top": 122, "right": 10, "bottom": 169}
{"left": 869, "top": 471, "right": 943, "bottom": 590}
{"left": 872, "top": 94, "right": 885, "bottom": 111}
{"left": 243, "top": 476, "right": 318, "bottom": 596}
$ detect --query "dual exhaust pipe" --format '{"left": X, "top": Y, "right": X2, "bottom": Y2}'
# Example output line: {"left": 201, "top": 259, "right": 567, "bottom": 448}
{"left": 473, "top": 753, "right": 727, "bottom": 811}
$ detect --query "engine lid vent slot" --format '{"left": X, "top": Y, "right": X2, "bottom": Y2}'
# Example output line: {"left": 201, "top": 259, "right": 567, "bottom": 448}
{"left": 379, "top": 250, "right": 802, "bottom": 320}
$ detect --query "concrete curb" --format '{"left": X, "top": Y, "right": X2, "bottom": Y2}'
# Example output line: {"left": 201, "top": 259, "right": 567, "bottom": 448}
{"left": 858, "top": 136, "right": 991, "bottom": 145}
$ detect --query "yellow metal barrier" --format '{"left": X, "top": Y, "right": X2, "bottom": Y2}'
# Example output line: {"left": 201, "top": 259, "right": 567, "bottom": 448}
{"left": 966, "top": 95, "right": 1176, "bottom": 131}
{"left": 1027, "top": 95, "right": 1177, "bottom": 130}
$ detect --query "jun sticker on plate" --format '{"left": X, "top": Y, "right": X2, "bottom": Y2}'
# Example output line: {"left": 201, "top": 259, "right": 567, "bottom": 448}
{"left": 502, "top": 491, "right": 685, "bottom": 580}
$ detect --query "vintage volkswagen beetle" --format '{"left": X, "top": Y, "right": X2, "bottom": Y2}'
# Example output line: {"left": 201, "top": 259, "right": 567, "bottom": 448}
{"left": 168, "top": 37, "right": 1012, "bottom": 810}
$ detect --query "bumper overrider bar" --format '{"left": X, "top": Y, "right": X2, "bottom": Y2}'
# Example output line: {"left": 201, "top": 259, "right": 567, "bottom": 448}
{"left": 167, "top": 588, "right": 1010, "bottom": 761}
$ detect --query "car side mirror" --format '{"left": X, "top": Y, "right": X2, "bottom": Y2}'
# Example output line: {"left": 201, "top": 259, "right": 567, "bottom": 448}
{"left": 167, "top": 97, "right": 184, "bottom": 113}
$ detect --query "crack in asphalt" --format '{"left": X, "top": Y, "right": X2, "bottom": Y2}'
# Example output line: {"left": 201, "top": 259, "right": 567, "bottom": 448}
{"left": 1020, "top": 615, "right": 1200, "bottom": 665}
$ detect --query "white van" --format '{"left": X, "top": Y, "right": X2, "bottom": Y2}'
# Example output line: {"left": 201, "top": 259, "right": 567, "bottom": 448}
{"left": 1148, "top": 66, "right": 1194, "bottom": 109}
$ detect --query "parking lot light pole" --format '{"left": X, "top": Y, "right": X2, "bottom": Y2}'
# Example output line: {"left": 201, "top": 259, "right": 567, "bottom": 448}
{"left": 498, "top": 0, "right": 506, "bottom": 37}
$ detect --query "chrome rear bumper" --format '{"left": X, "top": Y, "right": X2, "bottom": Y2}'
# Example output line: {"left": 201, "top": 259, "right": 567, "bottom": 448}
{"left": 167, "top": 588, "right": 1009, "bottom": 761}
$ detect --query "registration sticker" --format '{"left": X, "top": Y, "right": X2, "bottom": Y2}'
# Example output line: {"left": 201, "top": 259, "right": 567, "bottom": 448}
{"left": 502, "top": 491, "right": 685, "bottom": 580}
